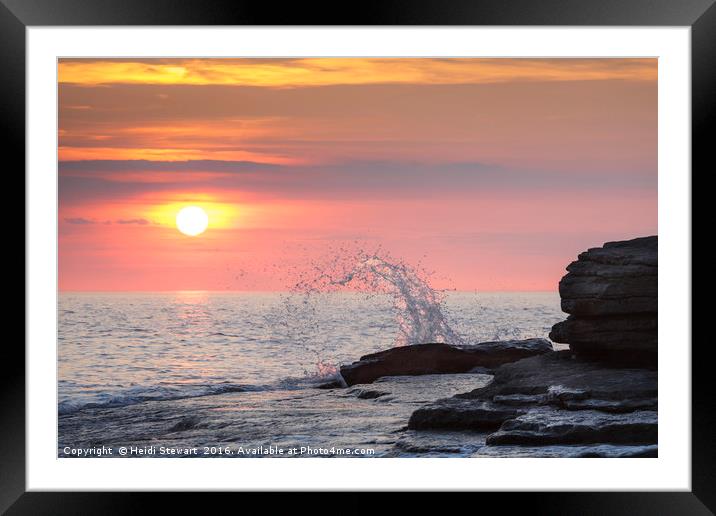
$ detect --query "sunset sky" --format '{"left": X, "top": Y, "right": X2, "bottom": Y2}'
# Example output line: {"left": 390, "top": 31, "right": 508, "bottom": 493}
{"left": 58, "top": 58, "right": 657, "bottom": 292}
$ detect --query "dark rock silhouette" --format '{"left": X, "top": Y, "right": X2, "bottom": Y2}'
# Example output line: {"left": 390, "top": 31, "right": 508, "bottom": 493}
{"left": 549, "top": 236, "right": 657, "bottom": 362}
{"left": 339, "top": 339, "right": 553, "bottom": 386}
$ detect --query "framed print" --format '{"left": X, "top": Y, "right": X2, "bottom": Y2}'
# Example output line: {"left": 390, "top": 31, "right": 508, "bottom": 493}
{"left": 5, "top": 0, "right": 711, "bottom": 511}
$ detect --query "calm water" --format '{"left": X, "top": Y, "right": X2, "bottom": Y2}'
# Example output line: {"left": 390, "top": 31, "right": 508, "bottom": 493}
{"left": 58, "top": 291, "right": 563, "bottom": 415}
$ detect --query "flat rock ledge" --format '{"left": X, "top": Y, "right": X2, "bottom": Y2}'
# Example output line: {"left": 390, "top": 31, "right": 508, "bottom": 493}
{"left": 472, "top": 443, "right": 657, "bottom": 458}
{"left": 339, "top": 339, "right": 553, "bottom": 387}
{"left": 407, "top": 351, "right": 657, "bottom": 452}
{"left": 485, "top": 408, "right": 657, "bottom": 446}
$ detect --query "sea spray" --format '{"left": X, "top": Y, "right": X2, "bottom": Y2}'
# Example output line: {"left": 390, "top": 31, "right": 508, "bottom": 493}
{"left": 271, "top": 247, "right": 465, "bottom": 378}
{"left": 295, "top": 249, "right": 463, "bottom": 346}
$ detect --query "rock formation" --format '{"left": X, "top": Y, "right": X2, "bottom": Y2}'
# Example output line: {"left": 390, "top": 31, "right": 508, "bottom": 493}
{"left": 405, "top": 235, "right": 658, "bottom": 456}
{"left": 339, "top": 339, "right": 553, "bottom": 386}
{"left": 408, "top": 351, "right": 657, "bottom": 439}
{"left": 549, "top": 235, "right": 657, "bottom": 362}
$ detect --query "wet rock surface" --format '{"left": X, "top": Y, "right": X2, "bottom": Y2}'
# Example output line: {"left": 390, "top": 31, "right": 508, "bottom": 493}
{"left": 58, "top": 373, "right": 496, "bottom": 458}
{"left": 459, "top": 351, "right": 657, "bottom": 401}
{"left": 407, "top": 351, "right": 657, "bottom": 454}
{"left": 339, "top": 339, "right": 553, "bottom": 386}
{"left": 348, "top": 388, "right": 390, "bottom": 400}
{"left": 485, "top": 408, "right": 657, "bottom": 446}
{"left": 408, "top": 399, "right": 524, "bottom": 430}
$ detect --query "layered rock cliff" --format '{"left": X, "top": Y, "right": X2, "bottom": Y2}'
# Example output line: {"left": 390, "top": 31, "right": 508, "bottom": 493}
{"left": 549, "top": 236, "right": 657, "bottom": 362}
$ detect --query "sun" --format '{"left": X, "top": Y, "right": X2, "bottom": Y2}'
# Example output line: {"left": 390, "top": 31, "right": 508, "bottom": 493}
{"left": 176, "top": 206, "right": 209, "bottom": 236}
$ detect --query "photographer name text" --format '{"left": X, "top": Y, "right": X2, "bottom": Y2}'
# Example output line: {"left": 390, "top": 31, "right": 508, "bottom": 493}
{"left": 61, "top": 445, "right": 375, "bottom": 457}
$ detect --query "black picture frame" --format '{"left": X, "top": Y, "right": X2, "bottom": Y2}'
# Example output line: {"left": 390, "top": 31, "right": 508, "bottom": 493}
{"left": 3, "top": 0, "right": 709, "bottom": 512}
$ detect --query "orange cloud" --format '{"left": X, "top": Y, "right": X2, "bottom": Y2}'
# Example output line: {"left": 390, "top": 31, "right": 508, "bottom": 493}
{"left": 58, "top": 118, "right": 307, "bottom": 164}
{"left": 58, "top": 145, "right": 302, "bottom": 164}
{"left": 58, "top": 58, "right": 657, "bottom": 87}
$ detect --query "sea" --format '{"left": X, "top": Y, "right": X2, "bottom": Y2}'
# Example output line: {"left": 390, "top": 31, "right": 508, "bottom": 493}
{"left": 58, "top": 253, "right": 568, "bottom": 457}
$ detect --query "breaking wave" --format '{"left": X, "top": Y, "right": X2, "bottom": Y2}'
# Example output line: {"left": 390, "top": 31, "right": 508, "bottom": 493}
{"left": 289, "top": 247, "right": 464, "bottom": 347}
{"left": 58, "top": 383, "right": 267, "bottom": 415}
